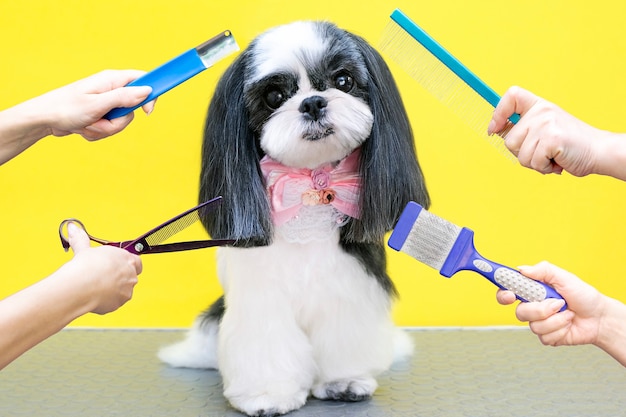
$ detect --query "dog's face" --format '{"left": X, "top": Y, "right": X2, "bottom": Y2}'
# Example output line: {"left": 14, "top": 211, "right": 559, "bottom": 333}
{"left": 242, "top": 21, "right": 374, "bottom": 169}
{"left": 200, "top": 20, "right": 430, "bottom": 243}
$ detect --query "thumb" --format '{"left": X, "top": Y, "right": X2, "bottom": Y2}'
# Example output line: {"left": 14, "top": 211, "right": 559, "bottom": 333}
{"left": 67, "top": 222, "right": 91, "bottom": 254}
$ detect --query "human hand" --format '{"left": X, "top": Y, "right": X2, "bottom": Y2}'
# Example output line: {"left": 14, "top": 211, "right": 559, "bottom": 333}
{"left": 39, "top": 70, "right": 155, "bottom": 141}
{"left": 65, "top": 221, "right": 142, "bottom": 315}
{"left": 496, "top": 261, "right": 607, "bottom": 347}
{"left": 488, "top": 86, "right": 605, "bottom": 177}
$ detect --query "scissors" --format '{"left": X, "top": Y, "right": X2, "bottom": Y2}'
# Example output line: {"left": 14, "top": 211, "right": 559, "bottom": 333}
{"left": 58, "top": 196, "right": 235, "bottom": 255}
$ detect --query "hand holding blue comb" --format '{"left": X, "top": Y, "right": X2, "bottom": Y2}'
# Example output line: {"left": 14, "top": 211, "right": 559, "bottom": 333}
{"left": 104, "top": 30, "right": 239, "bottom": 120}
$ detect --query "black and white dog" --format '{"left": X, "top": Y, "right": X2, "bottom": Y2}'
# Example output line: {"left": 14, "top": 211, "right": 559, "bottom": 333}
{"left": 159, "top": 20, "right": 430, "bottom": 416}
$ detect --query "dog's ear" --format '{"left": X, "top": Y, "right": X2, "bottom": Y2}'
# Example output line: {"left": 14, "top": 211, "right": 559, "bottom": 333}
{"left": 199, "top": 51, "right": 273, "bottom": 246}
{"left": 342, "top": 35, "right": 430, "bottom": 243}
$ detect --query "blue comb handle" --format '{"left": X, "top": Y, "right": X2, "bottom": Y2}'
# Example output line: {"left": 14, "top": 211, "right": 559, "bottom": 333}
{"left": 390, "top": 9, "right": 520, "bottom": 124}
{"left": 442, "top": 227, "right": 566, "bottom": 310}
{"left": 104, "top": 48, "right": 206, "bottom": 120}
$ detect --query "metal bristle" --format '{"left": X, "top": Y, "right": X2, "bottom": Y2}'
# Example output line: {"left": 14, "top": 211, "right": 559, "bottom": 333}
{"left": 399, "top": 209, "right": 462, "bottom": 271}
{"left": 196, "top": 30, "right": 239, "bottom": 68}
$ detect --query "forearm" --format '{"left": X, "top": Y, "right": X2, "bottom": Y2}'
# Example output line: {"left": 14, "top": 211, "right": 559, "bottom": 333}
{"left": 0, "top": 99, "right": 52, "bottom": 165}
{"left": 595, "top": 296, "right": 626, "bottom": 367}
{"left": 593, "top": 132, "right": 626, "bottom": 182}
{"left": 0, "top": 268, "right": 93, "bottom": 370}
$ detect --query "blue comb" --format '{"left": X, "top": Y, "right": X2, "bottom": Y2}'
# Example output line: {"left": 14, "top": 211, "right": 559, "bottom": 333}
{"left": 104, "top": 30, "right": 239, "bottom": 120}
{"left": 389, "top": 202, "right": 567, "bottom": 310}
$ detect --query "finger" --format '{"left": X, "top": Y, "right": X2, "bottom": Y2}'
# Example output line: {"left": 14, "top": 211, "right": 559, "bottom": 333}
{"left": 496, "top": 289, "right": 517, "bottom": 305}
{"left": 550, "top": 164, "right": 564, "bottom": 175}
{"left": 522, "top": 123, "right": 562, "bottom": 175}
{"left": 502, "top": 127, "right": 522, "bottom": 156}
{"left": 83, "top": 69, "right": 149, "bottom": 91}
{"left": 529, "top": 144, "right": 561, "bottom": 174}
{"left": 531, "top": 314, "right": 572, "bottom": 346}
{"left": 501, "top": 117, "right": 532, "bottom": 157}
{"left": 489, "top": 90, "right": 518, "bottom": 134}
{"left": 82, "top": 113, "right": 135, "bottom": 140}
{"left": 131, "top": 254, "right": 143, "bottom": 275}
{"left": 141, "top": 98, "right": 156, "bottom": 115}
{"left": 514, "top": 130, "right": 541, "bottom": 170}
{"left": 537, "top": 331, "right": 568, "bottom": 347}
{"left": 489, "top": 86, "right": 539, "bottom": 135}
{"left": 67, "top": 222, "right": 91, "bottom": 254}
{"left": 97, "top": 85, "right": 152, "bottom": 115}
{"left": 528, "top": 310, "right": 575, "bottom": 339}
{"left": 516, "top": 297, "right": 566, "bottom": 322}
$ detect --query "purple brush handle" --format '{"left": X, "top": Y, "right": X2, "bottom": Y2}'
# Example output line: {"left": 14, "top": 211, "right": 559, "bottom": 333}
{"left": 441, "top": 228, "right": 567, "bottom": 311}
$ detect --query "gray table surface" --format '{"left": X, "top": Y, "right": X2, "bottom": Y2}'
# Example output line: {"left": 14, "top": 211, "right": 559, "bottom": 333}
{"left": 1, "top": 328, "right": 624, "bottom": 416}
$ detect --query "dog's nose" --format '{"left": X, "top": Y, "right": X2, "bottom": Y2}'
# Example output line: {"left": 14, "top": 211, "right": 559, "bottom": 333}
{"left": 299, "top": 96, "right": 327, "bottom": 121}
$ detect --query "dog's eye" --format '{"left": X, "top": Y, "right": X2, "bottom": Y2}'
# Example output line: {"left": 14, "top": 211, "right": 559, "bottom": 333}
{"left": 264, "top": 88, "right": 286, "bottom": 110}
{"left": 334, "top": 72, "right": 354, "bottom": 93}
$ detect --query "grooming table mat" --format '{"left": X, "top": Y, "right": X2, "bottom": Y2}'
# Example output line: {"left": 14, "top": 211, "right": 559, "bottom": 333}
{"left": 1, "top": 328, "right": 624, "bottom": 416}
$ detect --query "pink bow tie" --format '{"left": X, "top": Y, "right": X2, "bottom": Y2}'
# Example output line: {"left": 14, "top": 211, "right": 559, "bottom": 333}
{"left": 260, "top": 150, "right": 362, "bottom": 226}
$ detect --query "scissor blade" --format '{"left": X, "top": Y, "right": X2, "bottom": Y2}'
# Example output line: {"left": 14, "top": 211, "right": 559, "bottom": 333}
{"left": 131, "top": 196, "right": 223, "bottom": 251}
{"left": 143, "top": 239, "right": 236, "bottom": 254}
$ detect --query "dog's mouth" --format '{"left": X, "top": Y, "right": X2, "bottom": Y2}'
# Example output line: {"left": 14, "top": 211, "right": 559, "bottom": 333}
{"left": 302, "top": 127, "right": 335, "bottom": 141}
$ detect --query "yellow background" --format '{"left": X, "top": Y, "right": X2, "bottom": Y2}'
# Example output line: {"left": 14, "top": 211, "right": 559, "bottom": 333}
{"left": 1, "top": 0, "right": 625, "bottom": 328}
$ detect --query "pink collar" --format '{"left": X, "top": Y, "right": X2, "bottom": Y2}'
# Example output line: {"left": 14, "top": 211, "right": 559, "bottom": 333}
{"left": 260, "top": 150, "right": 362, "bottom": 226}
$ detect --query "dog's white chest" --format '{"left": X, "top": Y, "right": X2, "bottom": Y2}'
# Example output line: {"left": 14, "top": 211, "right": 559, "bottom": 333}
{"left": 276, "top": 204, "right": 349, "bottom": 243}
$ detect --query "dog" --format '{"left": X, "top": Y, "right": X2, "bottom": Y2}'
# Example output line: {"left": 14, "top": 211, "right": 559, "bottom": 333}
{"left": 158, "top": 20, "right": 430, "bottom": 416}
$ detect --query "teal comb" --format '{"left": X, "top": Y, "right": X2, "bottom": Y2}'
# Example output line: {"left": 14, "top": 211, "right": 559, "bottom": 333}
{"left": 380, "top": 9, "right": 519, "bottom": 160}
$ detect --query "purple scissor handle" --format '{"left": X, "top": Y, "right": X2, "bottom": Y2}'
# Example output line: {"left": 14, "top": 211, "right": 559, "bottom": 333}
{"left": 58, "top": 196, "right": 235, "bottom": 255}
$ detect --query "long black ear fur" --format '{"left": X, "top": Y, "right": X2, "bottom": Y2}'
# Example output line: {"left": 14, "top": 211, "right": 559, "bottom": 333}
{"left": 199, "top": 51, "right": 273, "bottom": 247}
{"left": 340, "top": 34, "right": 430, "bottom": 244}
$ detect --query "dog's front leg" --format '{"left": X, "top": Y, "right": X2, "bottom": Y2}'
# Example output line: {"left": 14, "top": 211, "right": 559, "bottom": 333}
{"left": 217, "top": 249, "right": 315, "bottom": 417}
{"left": 305, "top": 264, "right": 404, "bottom": 402}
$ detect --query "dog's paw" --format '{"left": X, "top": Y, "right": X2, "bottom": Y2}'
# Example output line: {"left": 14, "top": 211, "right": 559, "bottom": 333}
{"left": 311, "top": 377, "right": 377, "bottom": 402}
{"left": 227, "top": 388, "right": 308, "bottom": 417}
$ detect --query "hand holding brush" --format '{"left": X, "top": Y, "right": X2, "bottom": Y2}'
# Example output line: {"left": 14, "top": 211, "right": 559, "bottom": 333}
{"left": 496, "top": 261, "right": 626, "bottom": 368}
{"left": 389, "top": 202, "right": 566, "bottom": 309}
